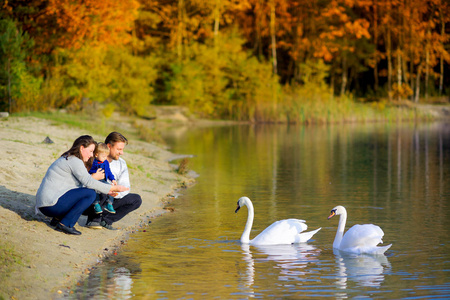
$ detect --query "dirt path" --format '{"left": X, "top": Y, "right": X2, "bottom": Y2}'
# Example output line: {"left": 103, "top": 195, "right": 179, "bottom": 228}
{"left": 0, "top": 116, "right": 193, "bottom": 299}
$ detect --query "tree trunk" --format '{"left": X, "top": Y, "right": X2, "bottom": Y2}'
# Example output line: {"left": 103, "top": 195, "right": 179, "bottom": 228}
{"left": 397, "top": 0, "right": 404, "bottom": 102}
{"left": 425, "top": 40, "right": 429, "bottom": 101}
{"left": 254, "top": 0, "right": 263, "bottom": 59}
{"left": 415, "top": 64, "right": 421, "bottom": 103}
{"left": 331, "top": 66, "right": 335, "bottom": 97}
{"left": 340, "top": 55, "right": 347, "bottom": 96}
{"left": 409, "top": 10, "right": 414, "bottom": 102}
{"left": 177, "top": 0, "right": 185, "bottom": 61}
{"left": 213, "top": 0, "right": 220, "bottom": 45}
{"left": 439, "top": 12, "right": 444, "bottom": 96}
{"left": 387, "top": 25, "right": 392, "bottom": 101}
{"left": 397, "top": 49, "right": 402, "bottom": 101}
{"left": 290, "top": 5, "right": 300, "bottom": 84}
{"left": 373, "top": 0, "right": 379, "bottom": 92}
{"left": 402, "top": 0, "right": 409, "bottom": 87}
{"left": 270, "top": 0, "right": 277, "bottom": 75}
{"left": 402, "top": 50, "right": 409, "bottom": 85}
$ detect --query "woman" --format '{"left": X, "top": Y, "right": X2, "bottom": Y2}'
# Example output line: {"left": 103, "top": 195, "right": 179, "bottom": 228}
{"left": 35, "top": 135, "right": 129, "bottom": 235}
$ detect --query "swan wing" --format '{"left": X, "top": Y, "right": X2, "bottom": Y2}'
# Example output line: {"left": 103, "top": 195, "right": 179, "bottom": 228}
{"left": 340, "top": 224, "right": 391, "bottom": 254}
{"left": 296, "top": 227, "right": 321, "bottom": 243}
{"left": 251, "top": 219, "right": 308, "bottom": 246}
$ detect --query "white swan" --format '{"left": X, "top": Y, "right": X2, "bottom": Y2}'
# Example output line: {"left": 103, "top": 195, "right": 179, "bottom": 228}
{"left": 235, "top": 196, "right": 321, "bottom": 246}
{"left": 328, "top": 205, "right": 392, "bottom": 254}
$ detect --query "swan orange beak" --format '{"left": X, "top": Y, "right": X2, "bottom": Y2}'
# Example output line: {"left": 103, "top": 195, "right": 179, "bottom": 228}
{"left": 328, "top": 211, "right": 336, "bottom": 219}
{"left": 235, "top": 205, "right": 241, "bottom": 213}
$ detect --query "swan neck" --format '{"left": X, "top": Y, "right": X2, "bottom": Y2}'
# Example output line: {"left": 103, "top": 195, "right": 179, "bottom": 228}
{"left": 241, "top": 200, "right": 254, "bottom": 244}
{"left": 334, "top": 210, "right": 347, "bottom": 249}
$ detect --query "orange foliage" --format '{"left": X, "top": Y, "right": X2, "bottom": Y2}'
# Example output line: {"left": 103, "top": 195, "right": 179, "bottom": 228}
{"left": 2, "top": 0, "right": 449, "bottom": 104}
{"left": 314, "top": 0, "right": 371, "bottom": 62}
{"left": 45, "top": 0, "right": 139, "bottom": 49}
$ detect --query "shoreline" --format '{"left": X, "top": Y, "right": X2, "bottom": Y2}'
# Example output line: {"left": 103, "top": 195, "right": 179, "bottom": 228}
{"left": 0, "top": 116, "right": 194, "bottom": 299}
{"left": 1, "top": 104, "right": 449, "bottom": 299}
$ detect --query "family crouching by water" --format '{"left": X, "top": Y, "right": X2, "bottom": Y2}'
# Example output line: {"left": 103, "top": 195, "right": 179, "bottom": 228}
{"left": 35, "top": 132, "right": 142, "bottom": 235}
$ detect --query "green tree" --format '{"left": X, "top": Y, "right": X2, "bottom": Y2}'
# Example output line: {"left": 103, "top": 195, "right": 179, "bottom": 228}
{"left": 56, "top": 45, "right": 157, "bottom": 116}
{"left": 167, "top": 29, "right": 280, "bottom": 121}
{"left": 0, "top": 18, "right": 36, "bottom": 113}
{"left": 105, "top": 47, "right": 158, "bottom": 116}
{"left": 61, "top": 46, "right": 113, "bottom": 109}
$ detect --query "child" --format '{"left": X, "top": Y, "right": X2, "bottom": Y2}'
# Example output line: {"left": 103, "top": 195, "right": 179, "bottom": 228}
{"left": 89, "top": 143, "right": 117, "bottom": 214}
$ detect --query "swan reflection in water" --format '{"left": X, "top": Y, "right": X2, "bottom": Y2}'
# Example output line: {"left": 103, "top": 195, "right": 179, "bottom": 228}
{"left": 240, "top": 244, "right": 255, "bottom": 290}
{"left": 98, "top": 257, "right": 141, "bottom": 299}
{"left": 333, "top": 248, "right": 391, "bottom": 298}
{"left": 110, "top": 267, "right": 134, "bottom": 299}
{"left": 240, "top": 243, "right": 321, "bottom": 289}
{"left": 238, "top": 243, "right": 389, "bottom": 298}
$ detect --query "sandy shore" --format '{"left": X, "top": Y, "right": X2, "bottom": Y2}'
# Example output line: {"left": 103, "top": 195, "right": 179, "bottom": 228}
{"left": 0, "top": 115, "right": 194, "bottom": 299}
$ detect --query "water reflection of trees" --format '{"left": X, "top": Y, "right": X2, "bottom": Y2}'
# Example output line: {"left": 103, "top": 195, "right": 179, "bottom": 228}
{"left": 168, "top": 123, "right": 450, "bottom": 226}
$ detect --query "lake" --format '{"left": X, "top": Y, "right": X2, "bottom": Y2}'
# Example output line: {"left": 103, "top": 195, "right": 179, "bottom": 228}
{"left": 71, "top": 122, "right": 450, "bottom": 299}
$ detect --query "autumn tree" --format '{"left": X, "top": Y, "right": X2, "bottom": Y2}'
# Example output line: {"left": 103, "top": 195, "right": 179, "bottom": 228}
{"left": 1, "top": 0, "right": 449, "bottom": 119}
{"left": 437, "top": 2, "right": 450, "bottom": 96}
{"left": 44, "top": 0, "right": 139, "bottom": 50}
{"left": 316, "top": 0, "right": 371, "bottom": 96}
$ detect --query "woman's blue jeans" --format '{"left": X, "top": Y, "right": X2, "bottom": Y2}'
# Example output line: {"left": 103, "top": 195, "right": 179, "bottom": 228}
{"left": 40, "top": 188, "right": 96, "bottom": 228}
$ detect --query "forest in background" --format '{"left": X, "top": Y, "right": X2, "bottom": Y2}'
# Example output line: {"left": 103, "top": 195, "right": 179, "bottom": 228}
{"left": 0, "top": 0, "right": 449, "bottom": 123}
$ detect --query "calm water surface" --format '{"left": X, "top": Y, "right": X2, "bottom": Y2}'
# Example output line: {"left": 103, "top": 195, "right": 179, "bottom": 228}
{"left": 73, "top": 122, "right": 450, "bottom": 299}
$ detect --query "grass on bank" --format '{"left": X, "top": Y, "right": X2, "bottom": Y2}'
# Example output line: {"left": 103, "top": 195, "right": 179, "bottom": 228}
{"left": 0, "top": 244, "right": 24, "bottom": 275}
{"left": 12, "top": 110, "right": 164, "bottom": 145}
{"left": 279, "top": 84, "right": 436, "bottom": 124}
{"left": 0, "top": 243, "right": 24, "bottom": 299}
{"left": 13, "top": 111, "right": 112, "bottom": 136}
{"left": 11, "top": 94, "right": 438, "bottom": 138}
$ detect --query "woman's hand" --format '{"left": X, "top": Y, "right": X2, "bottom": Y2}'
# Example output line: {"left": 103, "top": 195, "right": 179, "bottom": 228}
{"left": 108, "top": 191, "right": 118, "bottom": 197}
{"left": 107, "top": 184, "right": 128, "bottom": 197}
{"left": 110, "top": 185, "right": 129, "bottom": 193}
{"left": 91, "top": 168, "right": 105, "bottom": 180}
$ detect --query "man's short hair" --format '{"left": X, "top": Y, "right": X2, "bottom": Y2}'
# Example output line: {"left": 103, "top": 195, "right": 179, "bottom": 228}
{"left": 105, "top": 132, "right": 128, "bottom": 146}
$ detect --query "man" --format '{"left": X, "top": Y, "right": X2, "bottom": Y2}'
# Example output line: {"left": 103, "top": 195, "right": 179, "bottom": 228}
{"left": 85, "top": 132, "right": 142, "bottom": 230}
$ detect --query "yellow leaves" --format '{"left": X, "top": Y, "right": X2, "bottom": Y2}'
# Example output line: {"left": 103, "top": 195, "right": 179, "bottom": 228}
{"left": 391, "top": 83, "right": 413, "bottom": 100}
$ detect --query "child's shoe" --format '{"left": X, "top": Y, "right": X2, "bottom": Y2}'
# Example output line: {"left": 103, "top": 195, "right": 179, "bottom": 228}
{"left": 105, "top": 203, "right": 116, "bottom": 214}
{"left": 94, "top": 203, "right": 103, "bottom": 214}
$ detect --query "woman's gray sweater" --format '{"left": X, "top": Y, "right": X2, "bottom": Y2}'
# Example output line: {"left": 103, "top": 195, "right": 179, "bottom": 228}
{"left": 35, "top": 156, "right": 112, "bottom": 213}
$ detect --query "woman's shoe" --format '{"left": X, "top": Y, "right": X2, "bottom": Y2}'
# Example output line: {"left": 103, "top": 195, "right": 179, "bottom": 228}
{"left": 56, "top": 223, "right": 81, "bottom": 235}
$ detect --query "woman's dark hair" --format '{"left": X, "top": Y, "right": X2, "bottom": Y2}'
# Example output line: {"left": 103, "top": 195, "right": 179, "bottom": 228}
{"left": 62, "top": 135, "right": 97, "bottom": 170}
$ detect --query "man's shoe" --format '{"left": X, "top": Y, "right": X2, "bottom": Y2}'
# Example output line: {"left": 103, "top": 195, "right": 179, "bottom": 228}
{"left": 100, "top": 220, "right": 117, "bottom": 230}
{"left": 56, "top": 223, "right": 81, "bottom": 235}
{"left": 94, "top": 203, "right": 103, "bottom": 214}
{"left": 86, "top": 221, "right": 102, "bottom": 229}
{"left": 104, "top": 203, "right": 116, "bottom": 214}
{"left": 50, "top": 218, "right": 59, "bottom": 227}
